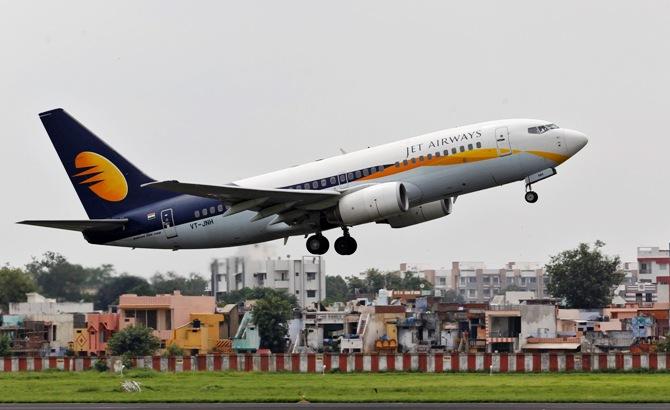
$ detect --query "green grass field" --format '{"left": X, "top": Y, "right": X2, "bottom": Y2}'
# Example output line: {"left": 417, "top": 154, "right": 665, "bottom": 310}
{"left": 1, "top": 370, "right": 669, "bottom": 403}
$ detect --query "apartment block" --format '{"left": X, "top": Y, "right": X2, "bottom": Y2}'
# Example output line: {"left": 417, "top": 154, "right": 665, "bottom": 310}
{"left": 454, "top": 261, "right": 547, "bottom": 303}
{"left": 637, "top": 246, "right": 670, "bottom": 283}
{"left": 210, "top": 254, "right": 326, "bottom": 308}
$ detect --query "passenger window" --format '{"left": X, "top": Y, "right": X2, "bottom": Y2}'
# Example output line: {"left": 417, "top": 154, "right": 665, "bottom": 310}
{"left": 202, "top": 208, "right": 208, "bottom": 216}
{"left": 459, "top": 146, "right": 465, "bottom": 152}
{"left": 468, "top": 144, "right": 473, "bottom": 150}
{"left": 476, "top": 142, "right": 481, "bottom": 148}
{"left": 362, "top": 169, "right": 369, "bottom": 177}
{"left": 411, "top": 158, "right": 416, "bottom": 164}
{"left": 339, "top": 174, "right": 347, "bottom": 183}
{"left": 195, "top": 210, "right": 200, "bottom": 218}
{"left": 435, "top": 152, "right": 440, "bottom": 157}
{"left": 217, "top": 204, "right": 224, "bottom": 212}
{"left": 312, "top": 181, "right": 318, "bottom": 189}
{"left": 419, "top": 155, "right": 424, "bottom": 161}
{"left": 330, "top": 176, "right": 337, "bottom": 185}
{"left": 427, "top": 153, "right": 432, "bottom": 160}
{"left": 452, "top": 148, "right": 457, "bottom": 154}
{"left": 395, "top": 161, "right": 400, "bottom": 167}
{"left": 443, "top": 150, "right": 449, "bottom": 156}
{"left": 210, "top": 206, "right": 215, "bottom": 214}
{"left": 303, "top": 183, "right": 310, "bottom": 189}
{"left": 347, "top": 172, "right": 354, "bottom": 180}
{"left": 320, "top": 179, "right": 327, "bottom": 187}
{"left": 355, "top": 170, "right": 361, "bottom": 178}
{"left": 403, "top": 159, "right": 408, "bottom": 166}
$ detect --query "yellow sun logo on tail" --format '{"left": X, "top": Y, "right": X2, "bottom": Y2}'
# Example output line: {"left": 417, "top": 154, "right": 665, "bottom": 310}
{"left": 72, "top": 151, "right": 128, "bottom": 202}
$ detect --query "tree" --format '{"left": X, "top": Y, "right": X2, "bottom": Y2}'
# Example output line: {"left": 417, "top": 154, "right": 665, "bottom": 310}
{"left": 345, "top": 276, "right": 368, "bottom": 298}
{"left": 218, "top": 287, "right": 298, "bottom": 307}
{"left": 399, "top": 271, "right": 433, "bottom": 291}
{"left": 0, "top": 335, "right": 10, "bottom": 356}
{"left": 656, "top": 335, "right": 670, "bottom": 353}
{"left": 323, "top": 275, "right": 348, "bottom": 305}
{"left": 546, "top": 241, "right": 623, "bottom": 309}
{"left": 25, "top": 252, "right": 113, "bottom": 302}
{"left": 107, "top": 325, "right": 160, "bottom": 356}
{"left": 0, "top": 266, "right": 37, "bottom": 312}
{"left": 150, "top": 271, "right": 208, "bottom": 296}
{"left": 251, "top": 289, "right": 297, "bottom": 353}
{"left": 94, "top": 275, "right": 153, "bottom": 310}
{"left": 442, "top": 289, "right": 465, "bottom": 304}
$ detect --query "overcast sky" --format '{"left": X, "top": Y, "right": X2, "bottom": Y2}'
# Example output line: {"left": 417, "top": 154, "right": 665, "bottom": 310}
{"left": 1, "top": 1, "right": 668, "bottom": 278}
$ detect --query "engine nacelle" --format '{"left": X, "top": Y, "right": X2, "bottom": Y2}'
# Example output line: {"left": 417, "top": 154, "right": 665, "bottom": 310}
{"left": 335, "top": 182, "right": 409, "bottom": 226}
{"left": 380, "top": 198, "right": 452, "bottom": 228}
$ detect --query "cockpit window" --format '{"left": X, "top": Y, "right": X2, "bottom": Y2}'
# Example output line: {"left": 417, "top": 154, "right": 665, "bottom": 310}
{"left": 528, "top": 123, "right": 559, "bottom": 134}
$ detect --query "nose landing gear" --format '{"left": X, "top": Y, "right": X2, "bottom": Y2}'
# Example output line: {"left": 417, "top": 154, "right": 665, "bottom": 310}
{"left": 525, "top": 185, "right": 539, "bottom": 203}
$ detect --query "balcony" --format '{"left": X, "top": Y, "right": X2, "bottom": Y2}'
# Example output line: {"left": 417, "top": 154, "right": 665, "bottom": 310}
{"left": 340, "top": 337, "right": 363, "bottom": 352}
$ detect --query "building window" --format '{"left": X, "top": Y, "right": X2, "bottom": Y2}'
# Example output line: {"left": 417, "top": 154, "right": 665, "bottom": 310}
{"left": 468, "top": 289, "right": 476, "bottom": 298}
{"left": 295, "top": 290, "right": 300, "bottom": 294}
{"left": 483, "top": 289, "right": 491, "bottom": 297}
{"left": 166, "top": 310, "right": 172, "bottom": 330}
{"left": 460, "top": 277, "right": 466, "bottom": 285}
{"left": 483, "top": 276, "right": 491, "bottom": 284}
{"left": 307, "top": 290, "right": 316, "bottom": 298}
{"left": 307, "top": 272, "right": 316, "bottom": 281}
{"left": 468, "top": 277, "right": 477, "bottom": 284}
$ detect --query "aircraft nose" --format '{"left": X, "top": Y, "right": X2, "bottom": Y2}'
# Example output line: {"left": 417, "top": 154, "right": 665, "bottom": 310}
{"left": 564, "top": 129, "right": 588, "bottom": 156}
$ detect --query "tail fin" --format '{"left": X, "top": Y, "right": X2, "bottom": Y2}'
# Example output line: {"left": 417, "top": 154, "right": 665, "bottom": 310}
{"left": 39, "top": 108, "right": 176, "bottom": 219}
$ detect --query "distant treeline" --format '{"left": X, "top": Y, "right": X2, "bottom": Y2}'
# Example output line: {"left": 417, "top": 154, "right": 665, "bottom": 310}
{"left": 0, "top": 252, "right": 208, "bottom": 311}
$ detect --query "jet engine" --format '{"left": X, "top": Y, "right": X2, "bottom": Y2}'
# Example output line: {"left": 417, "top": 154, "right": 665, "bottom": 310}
{"left": 380, "top": 198, "right": 452, "bottom": 228}
{"left": 335, "top": 182, "right": 409, "bottom": 226}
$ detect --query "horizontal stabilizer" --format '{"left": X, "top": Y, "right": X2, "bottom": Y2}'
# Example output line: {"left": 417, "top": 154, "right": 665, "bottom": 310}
{"left": 17, "top": 219, "right": 128, "bottom": 232}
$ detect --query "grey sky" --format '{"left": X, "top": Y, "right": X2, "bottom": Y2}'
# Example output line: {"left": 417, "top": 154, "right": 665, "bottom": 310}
{"left": 1, "top": 1, "right": 668, "bottom": 278}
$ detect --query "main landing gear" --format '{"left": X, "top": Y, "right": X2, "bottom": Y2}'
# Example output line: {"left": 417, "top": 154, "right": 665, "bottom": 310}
{"left": 525, "top": 185, "right": 539, "bottom": 203}
{"left": 334, "top": 228, "right": 357, "bottom": 256}
{"left": 305, "top": 228, "right": 358, "bottom": 255}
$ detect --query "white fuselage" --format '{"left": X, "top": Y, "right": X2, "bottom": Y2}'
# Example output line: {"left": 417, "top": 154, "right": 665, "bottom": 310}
{"left": 111, "top": 119, "right": 587, "bottom": 249}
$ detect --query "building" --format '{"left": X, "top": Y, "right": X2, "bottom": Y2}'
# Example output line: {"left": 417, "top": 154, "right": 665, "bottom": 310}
{"left": 9, "top": 293, "right": 93, "bottom": 316}
{"left": 637, "top": 245, "right": 670, "bottom": 283}
{"left": 210, "top": 251, "right": 326, "bottom": 308}
{"left": 9, "top": 293, "right": 93, "bottom": 355}
{"left": 399, "top": 263, "right": 454, "bottom": 291}
{"left": 72, "top": 312, "right": 120, "bottom": 356}
{"left": 118, "top": 291, "right": 216, "bottom": 346}
{"left": 168, "top": 313, "right": 227, "bottom": 355}
{"left": 453, "top": 261, "right": 547, "bottom": 303}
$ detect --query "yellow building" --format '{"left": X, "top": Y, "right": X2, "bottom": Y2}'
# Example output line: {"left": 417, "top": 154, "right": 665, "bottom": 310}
{"left": 168, "top": 313, "right": 227, "bottom": 355}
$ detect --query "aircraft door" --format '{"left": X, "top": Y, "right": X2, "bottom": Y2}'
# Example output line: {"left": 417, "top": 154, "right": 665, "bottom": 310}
{"left": 495, "top": 127, "right": 512, "bottom": 157}
{"left": 161, "top": 209, "right": 178, "bottom": 239}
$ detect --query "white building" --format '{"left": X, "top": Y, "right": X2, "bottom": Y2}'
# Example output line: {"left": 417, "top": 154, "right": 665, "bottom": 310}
{"left": 210, "top": 245, "right": 326, "bottom": 308}
{"left": 9, "top": 292, "right": 93, "bottom": 315}
{"left": 8, "top": 293, "right": 93, "bottom": 355}
{"left": 637, "top": 246, "right": 670, "bottom": 283}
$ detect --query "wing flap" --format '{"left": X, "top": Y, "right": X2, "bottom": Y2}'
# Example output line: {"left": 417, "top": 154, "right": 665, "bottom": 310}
{"left": 18, "top": 219, "right": 128, "bottom": 232}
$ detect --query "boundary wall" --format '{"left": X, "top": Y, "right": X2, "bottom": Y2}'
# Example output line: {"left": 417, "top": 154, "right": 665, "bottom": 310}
{"left": 1, "top": 353, "right": 668, "bottom": 373}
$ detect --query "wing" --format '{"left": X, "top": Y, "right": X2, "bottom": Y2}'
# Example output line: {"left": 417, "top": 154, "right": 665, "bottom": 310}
{"left": 17, "top": 219, "right": 128, "bottom": 232}
{"left": 143, "top": 180, "right": 341, "bottom": 223}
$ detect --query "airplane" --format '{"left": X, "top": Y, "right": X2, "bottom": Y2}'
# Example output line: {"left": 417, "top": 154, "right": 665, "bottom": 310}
{"left": 19, "top": 109, "right": 588, "bottom": 255}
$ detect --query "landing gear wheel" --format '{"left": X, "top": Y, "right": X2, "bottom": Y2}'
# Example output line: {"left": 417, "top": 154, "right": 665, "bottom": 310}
{"left": 306, "top": 234, "right": 329, "bottom": 255}
{"left": 334, "top": 235, "right": 357, "bottom": 255}
{"left": 525, "top": 190, "right": 539, "bottom": 203}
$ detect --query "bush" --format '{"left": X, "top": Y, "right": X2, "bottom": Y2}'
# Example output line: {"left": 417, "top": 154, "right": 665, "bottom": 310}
{"left": 0, "top": 335, "right": 10, "bottom": 357}
{"left": 163, "top": 343, "right": 184, "bottom": 357}
{"left": 107, "top": 325, "right": 160, "bottom": 357}
{"left": 93, "top": 359, "right": 109, "bottom": 372}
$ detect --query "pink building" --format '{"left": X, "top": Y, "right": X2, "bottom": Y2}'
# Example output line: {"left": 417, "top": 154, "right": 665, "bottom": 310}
{"left": 118, "top": 290, "right": 216, "bottom": 345}
{"left": 72, "top": 312, "right": 120, "bottom": 356}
